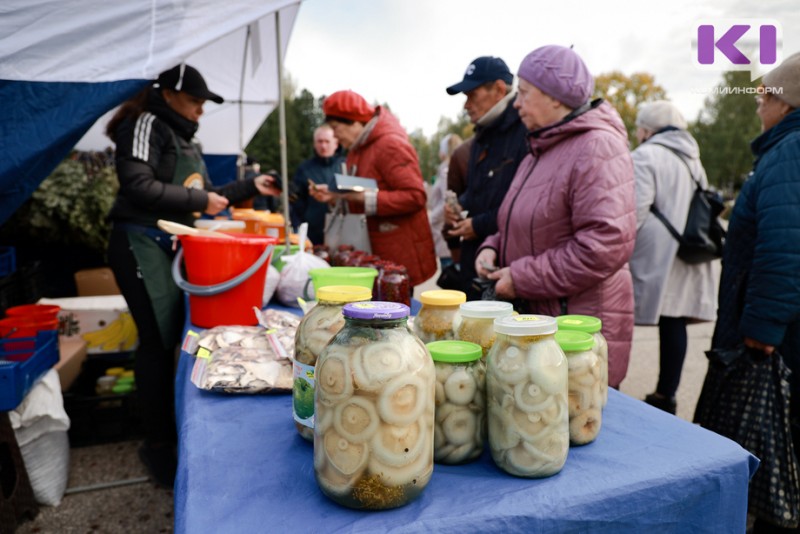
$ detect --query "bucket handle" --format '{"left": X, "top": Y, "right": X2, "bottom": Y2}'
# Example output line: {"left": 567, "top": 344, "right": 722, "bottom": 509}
{"left": 171, "top": 244, "right": 274, "bottom": 296}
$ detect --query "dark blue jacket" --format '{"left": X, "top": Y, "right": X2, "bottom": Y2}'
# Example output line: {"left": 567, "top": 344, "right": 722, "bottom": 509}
{"left": 713, "top": 109, "right": 800, "bottom": 374}
{"left": 458, "top": 100, "right": 528, "bottom": 288}
{"left": 290, "top": 152, "right": 345, "bottom": 245}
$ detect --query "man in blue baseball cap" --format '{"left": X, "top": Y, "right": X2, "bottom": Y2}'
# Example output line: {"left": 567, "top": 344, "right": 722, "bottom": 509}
{"left": 442, "top": 57, "right": 528, "bottom": 298}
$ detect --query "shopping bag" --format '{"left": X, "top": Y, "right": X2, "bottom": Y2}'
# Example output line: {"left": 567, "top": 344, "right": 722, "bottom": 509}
{"left": 694, "top": 346, "right": 800, "bottom": 528}
{"left": 324, "top": 200, "right": 371, "bottom": 253}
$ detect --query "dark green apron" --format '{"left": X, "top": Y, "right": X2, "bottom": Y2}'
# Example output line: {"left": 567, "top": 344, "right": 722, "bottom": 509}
{"left": 128, "top": 130, "right": 210, "bottom": 347}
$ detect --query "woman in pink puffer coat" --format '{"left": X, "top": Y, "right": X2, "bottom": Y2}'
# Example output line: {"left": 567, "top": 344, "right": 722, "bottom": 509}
{"left": 476, "top": 45, "right": 637, "bottom": 387}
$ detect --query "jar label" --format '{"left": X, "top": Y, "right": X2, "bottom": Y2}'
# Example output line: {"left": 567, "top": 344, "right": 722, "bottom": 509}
{"left": 292, "top": 360, "right": 315, "bottom": 428}
{"left": 513, "top": 315, "right": 542, "bottom": 322}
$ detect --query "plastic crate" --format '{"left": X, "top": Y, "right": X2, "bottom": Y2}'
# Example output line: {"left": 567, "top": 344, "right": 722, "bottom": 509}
{"left": 0, "top": 330, "right": 59, "bottom": 411}
{"left": 62, "top": 353, "right": 143, "bottom": 446}
{"left": 0, "top": 246, "right": 16, "bottom": 277}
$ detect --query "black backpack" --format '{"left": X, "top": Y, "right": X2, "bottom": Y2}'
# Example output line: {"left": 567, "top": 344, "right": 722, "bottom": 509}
{"left": 649, "top": 144, "right": 726, "bottom": 264}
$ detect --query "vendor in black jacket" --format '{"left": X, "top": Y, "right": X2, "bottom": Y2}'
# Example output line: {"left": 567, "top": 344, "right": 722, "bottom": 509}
{"left": 444, "top": 56, "right": 528, "bottom": 298}
{"left": 105, "top": 64, "right": 279, "bottom": 487}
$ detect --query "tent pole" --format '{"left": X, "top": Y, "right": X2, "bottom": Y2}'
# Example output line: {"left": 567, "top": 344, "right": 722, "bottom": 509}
{"left": 275, "top": 11, "right": 291, "bottom": 249}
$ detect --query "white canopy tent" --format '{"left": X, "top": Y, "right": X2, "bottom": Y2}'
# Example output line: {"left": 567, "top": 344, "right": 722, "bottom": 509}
{"left": 1, "top": 0, "right": 302, "bottom": 234}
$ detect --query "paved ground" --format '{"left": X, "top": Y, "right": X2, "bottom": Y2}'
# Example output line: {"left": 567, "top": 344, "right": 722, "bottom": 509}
{"left": 15, "top": 277, "right": 715, "bottom": 533}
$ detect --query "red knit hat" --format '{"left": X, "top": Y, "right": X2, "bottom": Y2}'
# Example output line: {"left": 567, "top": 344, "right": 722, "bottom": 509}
{"left": 322, "top": 90, "right": 375, "bottom": 123}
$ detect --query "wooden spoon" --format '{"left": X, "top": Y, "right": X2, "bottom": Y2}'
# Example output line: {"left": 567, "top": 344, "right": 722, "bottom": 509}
{"left": 157, "top": 219, "right": 235, "bottom": 239}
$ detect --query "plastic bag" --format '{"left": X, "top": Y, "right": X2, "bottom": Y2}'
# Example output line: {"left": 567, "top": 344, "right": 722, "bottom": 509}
{"left": 276, "top": 223, "right": 329, "bottom": 306}
{"left": 191, "top": 323, "right": 295, "bottom": 393}
{"left": 10, "top": 369, "right": 70, "bottom": 506}
{"left": 262, "top": 264, "right": 281, "bottom": 306}
{"left": 694, "top": 347, "right": 800, "bottom": 528}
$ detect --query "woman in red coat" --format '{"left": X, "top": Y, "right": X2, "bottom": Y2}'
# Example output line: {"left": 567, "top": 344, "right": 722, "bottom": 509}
{"left": 310, "top": 90, "right": 437, "bottom": 287}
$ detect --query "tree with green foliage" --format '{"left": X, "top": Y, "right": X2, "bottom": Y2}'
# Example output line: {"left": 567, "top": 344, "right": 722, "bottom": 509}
{"left": 594, "top": 71, "right": 667, "bottom": 145}
{"left": 688, "top": 71, "right": 762, "bottom": 193}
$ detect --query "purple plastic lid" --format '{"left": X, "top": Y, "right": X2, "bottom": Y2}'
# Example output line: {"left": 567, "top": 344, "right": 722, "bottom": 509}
{"left": 343, "top": 301, "right": 410, "bottom": 320}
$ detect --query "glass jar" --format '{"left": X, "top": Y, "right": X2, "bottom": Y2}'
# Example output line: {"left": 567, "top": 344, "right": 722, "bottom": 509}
{"left": 332, "top": 245, "right": 355, "bottom": 267}
{"left": 377, "top": 264, "right": 411, "bottom": 307}
{"left": 456, "top": 301, "right": 514, "bottom": 360}
{"left": 555, "top": 330, "right": 602, "bottom": 445}
{"left": 486, "top": 315, "right": 569, "bottom": 478}
{"left": 293, "top": 285, "right": 373, "bottom": 441}
{"left": 556, "top": 315, "right": 608, "bottom": 407}
{"left": 314, "top": 301, "right": 435, "bottom": 510}
{"left": 427, "top": 340, "right": 486, "bottom": 464}
{"left": 344, "top": 250, "right": 366, "bottom": 267}
{"left": 412, "top": 290, "right": 466, "bottom": 343}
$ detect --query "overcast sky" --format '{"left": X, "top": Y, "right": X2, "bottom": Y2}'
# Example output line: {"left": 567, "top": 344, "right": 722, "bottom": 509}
{"left": 283, "top": 0, "right": 800, "bottom": 136}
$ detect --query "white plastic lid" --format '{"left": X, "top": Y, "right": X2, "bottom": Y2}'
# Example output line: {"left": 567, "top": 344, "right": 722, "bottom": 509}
{"left": 459, "top": 300, "right": 514, "bottom": 319}
{"left": 493, "top": 314, "right": 557, "bottom": 336}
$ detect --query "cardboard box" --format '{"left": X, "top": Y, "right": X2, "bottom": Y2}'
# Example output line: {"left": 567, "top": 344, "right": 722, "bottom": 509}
{"left": 74, "top": 267, "right": 121, "bottom": 296}
{"left": 55, "top": 337, "right": 87, "bottom": 392}
{"left": 38, "top": 296, "right": 138, "bottom": 355}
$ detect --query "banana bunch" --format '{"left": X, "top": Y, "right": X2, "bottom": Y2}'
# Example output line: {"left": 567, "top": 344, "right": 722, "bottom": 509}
{"left": 82, "top": 312, "right": 138, "bottom": 351}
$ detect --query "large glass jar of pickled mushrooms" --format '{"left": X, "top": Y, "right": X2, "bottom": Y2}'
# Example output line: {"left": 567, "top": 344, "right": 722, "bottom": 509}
{"left": 314, "top": 301, "right": 435, "bottom": 510}
{"left": 556, "top": 315, "right": 608, "bottom": 407}
{"left": 456, "top": 300, "right": 514, "bottom": 360}
{"left": 412, "top": 289, "right": 466, "bottom": 343}
{"left": 486, "top": 315, "right": 568, "bottom": 478}
{"left": 293, "top": 285, "right": 373, "bottom": 441}
{"left": 427, "top": 340, "right": 486, "bottom": 464}
{"left": 554, "top": 330, "right": 602, "bottom": 446}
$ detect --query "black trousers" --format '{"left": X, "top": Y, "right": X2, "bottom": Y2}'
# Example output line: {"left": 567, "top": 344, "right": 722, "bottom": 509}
{"left": 108, "top": 229, "right": 177, "bottom": 446}
{"left": 656, "top": 316, "right": 688, "bottom": 399}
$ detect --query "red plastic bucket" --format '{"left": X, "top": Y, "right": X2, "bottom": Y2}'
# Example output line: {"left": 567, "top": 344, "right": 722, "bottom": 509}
{"left": 173, "top": 233, "right": 276, "bottom": 328}
{"left": 5, "top": 304, "right": 61, "bottom": 319}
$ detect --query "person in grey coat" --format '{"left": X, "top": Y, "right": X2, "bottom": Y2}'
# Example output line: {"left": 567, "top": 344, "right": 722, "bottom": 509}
{"left": 629, "top": 101, "right": 719, "bottom": 414}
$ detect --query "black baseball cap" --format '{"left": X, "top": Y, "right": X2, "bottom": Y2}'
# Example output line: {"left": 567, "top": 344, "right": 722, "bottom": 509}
{"left": 156, "top": 64, "right": 224, "bottom": 104}
{"left": 446, "top": 56, "right": 514, "bottom": 95}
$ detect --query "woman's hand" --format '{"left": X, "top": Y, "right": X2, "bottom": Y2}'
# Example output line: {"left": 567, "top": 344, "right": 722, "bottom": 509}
{"left": 744, "top": 337, "right": 775, "bottom": 355}
{"left": 309, "top": 183, "right": 336, "bottom": 204}
{"left": 205, "top": 192, "right": 229, "bottom": 215}
{"left": 254, "top": 174, "right": 281, "bottom": 197}
{"left": 475, "top": 248, "right": 498, "bottom": 278}
{"left": 447, "top": 217, "right": 477, "bottom": 240}
{"left": 487, "top": 267, "right": 516, "bottom": 300}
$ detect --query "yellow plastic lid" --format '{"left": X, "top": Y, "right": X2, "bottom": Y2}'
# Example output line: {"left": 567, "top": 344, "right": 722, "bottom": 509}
{"left": 105, "top": 367, "right": 125, "bottom": 377}
{"left": 419, "top": 290, "right": 467, "bottom": 306}
{"left": 317, "top": 285, "right": 372, "bottom": 304}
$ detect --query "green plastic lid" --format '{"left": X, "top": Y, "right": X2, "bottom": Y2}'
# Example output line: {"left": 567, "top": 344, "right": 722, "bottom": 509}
{"left": 493, "top": 314, "right": 557, "bottom": 336}
{"left": 112, "top": 383, "right": 134, "bottom": 395}
{"left": 116, "top": 376, "right": 135, "bottom": 386}
{"left": 556, "top": 314, "right": 602, "bottom": 334}
{"left": 426, "top": 340, "right": 482, "bottom": 363}
{"left": 554, "top": 330, "right": 594, "bottom": 352}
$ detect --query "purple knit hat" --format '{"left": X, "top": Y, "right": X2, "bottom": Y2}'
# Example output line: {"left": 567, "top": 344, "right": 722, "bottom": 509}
{"left": 517, "top": 45, "right": 594, "bottom": 109}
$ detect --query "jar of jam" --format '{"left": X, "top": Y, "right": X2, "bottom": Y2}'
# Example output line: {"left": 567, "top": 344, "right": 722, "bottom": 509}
{"left": 486, "top": 314, "right": 568, "bottom": 478}
{"left": 456, "top": 300, "right": 514, "bottom": 360}
{"left": 555, "top": 330, "right": 602, "bottom": 445}
{"left": 314, "top": 302, "right": 435, "bottom": 509}
{"left": 427, "top": 340, "right": 486, "bottom": 464}
{"left": 412, "top": 290, "right": 466, "bottom": 343}
{"left": 332, "top": 245, "right": 355, "bottom": 267}
{"left": 377, "top": 264, "right": 411, "bottom": 307}
{"left": 293, "top": 285, "right": 373, "bottom": 441}
{"left": 556, "top": 315, "right": 608, "bottom": 407}
{"left": 344, "top": 250, "right": 366, "bottom": 267}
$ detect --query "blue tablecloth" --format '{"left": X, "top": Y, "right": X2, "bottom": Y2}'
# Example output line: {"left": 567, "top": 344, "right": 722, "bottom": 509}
{"left": 174, "top": 334, "right": 758, "bottom": 533}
